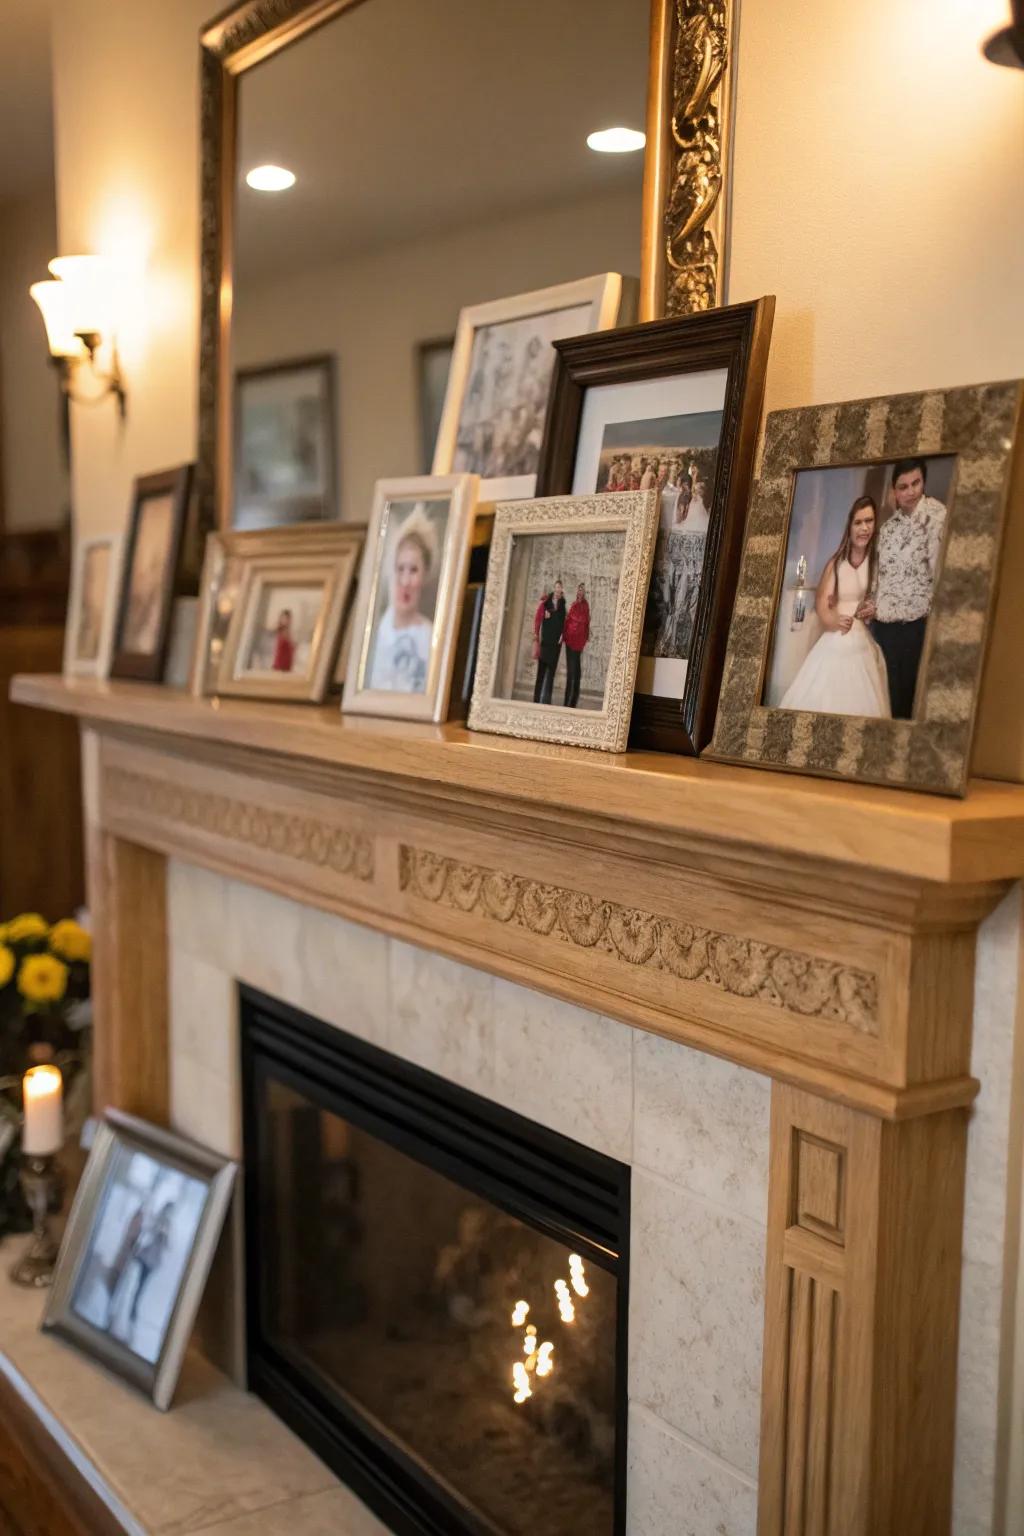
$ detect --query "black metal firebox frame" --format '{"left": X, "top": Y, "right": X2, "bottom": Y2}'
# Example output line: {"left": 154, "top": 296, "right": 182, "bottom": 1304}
{"left": 240, "top": 985, "right": 631, "bottom": 1536}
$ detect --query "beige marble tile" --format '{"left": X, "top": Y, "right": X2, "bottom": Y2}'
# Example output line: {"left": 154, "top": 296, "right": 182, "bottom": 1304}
{"left": 629, "top": 1169, "right": 764, "bottom": 1479}
{"left": 634, "top": 1032, "right": 770, "bottom": 1226}
{"left": 193, "top": 1486, "right": 390, "bottom": 1535}
{"left": 492, "top": 979, "right": 633, "bottom": 1159}
{"left": 954, "top": 1253, "right": 1005, "bottom": 1534}
{"left": 171, "top": 1047, "right": 240, "bottom": 1159}
{"left": 227, "top": 880, "right": 306, "bottom": 1006}
{"left": 170, "top": 950, "right": 238, "bottom": 1082}
{"left": 167, "top": 860, "right": 230, "bottom": 968}
{"left": 627, "top": 1403, "right": 757, "bottom": 1536}
{"left": 388, "top": 939, "right": 495, "bottom": 1095}
{"left": 297, "top": 905, "right": 390, "bottom": 1045}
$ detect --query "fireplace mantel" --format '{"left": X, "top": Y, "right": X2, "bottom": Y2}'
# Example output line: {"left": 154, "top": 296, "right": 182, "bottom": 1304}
{"left": 13, "top": 671, "right": 1024, "bottom": 1533}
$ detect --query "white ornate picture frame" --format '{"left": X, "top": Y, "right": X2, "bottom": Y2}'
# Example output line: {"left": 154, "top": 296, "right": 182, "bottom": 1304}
{"left": 432, "top": 275, "right": 633, "bottom": 503}
{"left": 469, "top": 491, "right": 659, "bottom": 752}
{"left": 64, "top": 534, "right": 124, "bottom": 679}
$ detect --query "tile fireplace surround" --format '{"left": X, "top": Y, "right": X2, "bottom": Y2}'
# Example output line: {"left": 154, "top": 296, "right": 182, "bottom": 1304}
{"left": 11, "top": 675, "right": 1024, "bottom": 1534}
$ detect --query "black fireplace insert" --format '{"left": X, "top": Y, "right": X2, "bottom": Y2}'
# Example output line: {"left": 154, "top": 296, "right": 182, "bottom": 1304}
{"left": 241, "top": 986, "right": 630, "bottom": 1536}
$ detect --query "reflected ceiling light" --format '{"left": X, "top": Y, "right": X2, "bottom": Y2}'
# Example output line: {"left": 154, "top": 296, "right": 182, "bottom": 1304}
{"left": 246, "top": 164, "right": 296, "bottom": 191}
{"left": 586, "top": 126, "right": 646, "bottom": 154}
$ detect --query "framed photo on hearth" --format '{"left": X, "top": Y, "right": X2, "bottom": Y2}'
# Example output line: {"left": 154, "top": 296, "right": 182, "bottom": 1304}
{"left": 44, "top": 1111, "right": 236, "bottom": 1411}
{"left": 536, "top": 300, "right": 775, "bottom": 755}
{"left": 432, "top": 274, "right": 634, "bottom": 504}
{"left": 110, "top": 464, "right": 193, "bottom": 682}
{"left": 708, "top": 380, "right": 1024, "bottom": 795}
{"left": 468, "top": 490, "right": 659, "bottom": 752}
{"left": 343, "top": 474, "right": 480, "bottom": 723}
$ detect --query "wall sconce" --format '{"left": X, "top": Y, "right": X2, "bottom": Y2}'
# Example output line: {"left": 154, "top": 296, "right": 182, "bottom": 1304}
{"left": 30, "top": 255, "right": 127, "bottom": 418}
{"left": 984, "top": 0, "right": 1024, "bottom": 66}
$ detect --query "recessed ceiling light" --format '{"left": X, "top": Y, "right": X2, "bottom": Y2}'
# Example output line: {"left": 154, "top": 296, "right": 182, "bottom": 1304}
{"left": 246, "top": 164, "right": 296, "bottom": 192}
{"left": 586, "top": 127, "right": 646, "bottom": 155}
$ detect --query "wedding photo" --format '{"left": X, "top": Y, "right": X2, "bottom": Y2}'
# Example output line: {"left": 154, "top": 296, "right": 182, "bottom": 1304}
{"left": 494, "top": 528, "right": 627, "bottom": 711}
{"left": 121, "top": 492, "right": 176, "bottom": 655}
{"left": 452, "top": 304, "right": 592, "bottom": 482}
{"left": 70, "top": 1145, "right": 208, "bottom": 1366}
{"left": 241, "top": 581, "right": 326, "bottom": 676}
{"left": 364, "top": 498, "right": 448, "bottom": 695}
{"left": 763, "top": 454, "right": 957, "bottom": 721}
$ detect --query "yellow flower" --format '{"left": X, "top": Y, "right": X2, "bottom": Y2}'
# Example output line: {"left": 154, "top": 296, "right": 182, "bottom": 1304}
{"left": 49, "top": 919, "right": 92, "bottom": 964}
{"left": 18, "top": 954, "right": 68, "bottom": 1005}
{"left": 0, "top": 945, "right": 14, "bottom": 988}
{"left": 4, "top": 913, "right": 49, "bottom": 944}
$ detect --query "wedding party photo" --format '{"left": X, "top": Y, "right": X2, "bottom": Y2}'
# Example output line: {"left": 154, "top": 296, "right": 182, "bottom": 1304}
{"left": 763, "top": 454, "right": 957, "bottom": 721}
{"left": 493, "top": 528, "right": 627, "bottom": 712}
{"left": 241, "top": 581, "right": 326, "bottom": 677}
{"left": 364, "top": 498, "right": 447, "bottom": 695}
{"left": 69, "top": 1144, "right": 208, "bottom": 1366}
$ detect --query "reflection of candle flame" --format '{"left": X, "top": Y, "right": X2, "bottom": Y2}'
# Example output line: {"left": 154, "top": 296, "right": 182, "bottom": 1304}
{"left": 569, "top": 1254, "right": 590, "bottom": 1298}
{"left": 512, "top": 1360, "right": 532, "bottom": 1403}
{"left": 537, "top": 1341, "right": 554, "bottom": 1377}
{"left": 511, "top": 1300, "right": 530, "bottom": 1326}
{"left": 554, "top": 1277, "right": 576, "bottom": 1323}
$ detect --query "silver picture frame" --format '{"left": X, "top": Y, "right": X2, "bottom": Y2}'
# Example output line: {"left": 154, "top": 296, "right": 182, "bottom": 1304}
{"left": 43, "top": 1110, "right": 237, "bottom": 1411}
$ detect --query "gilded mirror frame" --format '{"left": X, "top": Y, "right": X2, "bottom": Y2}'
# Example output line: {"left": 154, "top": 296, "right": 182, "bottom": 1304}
{"left": 197, "top": 0, "right": 735, "bottom": 534}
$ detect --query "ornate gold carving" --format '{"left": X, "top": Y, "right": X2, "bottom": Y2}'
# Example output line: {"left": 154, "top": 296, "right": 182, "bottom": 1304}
{"left": 106, "top": 768, "right": 374, "bottom": 880}
{"left": 400, "top": 848, "right": 878, "bottom": 1032}
{"left": 665, "top": 0, "right": 732, "bottom": 314}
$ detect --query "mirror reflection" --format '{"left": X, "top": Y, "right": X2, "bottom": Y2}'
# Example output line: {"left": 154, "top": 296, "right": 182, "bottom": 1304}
{"left": 231, "top": 0, "right": 648, "bottom": 527}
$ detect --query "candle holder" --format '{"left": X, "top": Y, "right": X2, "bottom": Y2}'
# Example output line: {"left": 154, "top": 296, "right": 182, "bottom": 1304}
{"left": 10, "top": 1154, "right": 60, "bottom": 1288}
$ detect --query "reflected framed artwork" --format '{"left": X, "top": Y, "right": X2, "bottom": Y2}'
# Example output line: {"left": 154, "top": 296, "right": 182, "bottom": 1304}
{"left": 709, "top": 380, "right": 1024, "bottom": 794}
{"left": 468, "top": 491, "right": 659, "bottom": 752}
{"left": 432, "top": 275, "right": 634, "bottom": 503}
{"left": 536, "top": 300, "right": 774, "bottom": 755}
{"left": 234, "top": 355, "right": 336, "bottom": 529}
{"left": 44, "top": 1110, "right": 236, "bottom": 1411}
{"left": 110, "top": 465, "right": 193, "bottom": 682}
{"left": 343, "top": 474, "right": 480, "bottom": 722}
{"left": 64, "top": 534, "right": 124, "bottom": 679}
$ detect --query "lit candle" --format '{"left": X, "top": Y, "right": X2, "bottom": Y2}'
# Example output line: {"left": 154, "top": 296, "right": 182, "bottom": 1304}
{"left": 22, "top": 1066, "right": 63, "bottom": 1156}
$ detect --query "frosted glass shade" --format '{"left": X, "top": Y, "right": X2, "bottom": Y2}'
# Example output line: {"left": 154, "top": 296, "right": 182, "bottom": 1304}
{"left": 29, "top": 280, "right": 86, "bottom": 359}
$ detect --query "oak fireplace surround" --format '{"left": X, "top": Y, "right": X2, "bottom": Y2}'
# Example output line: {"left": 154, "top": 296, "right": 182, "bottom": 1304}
{"left": 13, "top": 672, "right": 1024, "bottom": 1534}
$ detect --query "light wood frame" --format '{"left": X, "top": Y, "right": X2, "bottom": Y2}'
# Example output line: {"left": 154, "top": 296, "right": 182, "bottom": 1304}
{"left": 197, "top": 0, "right": 733, "bottom": 533}
{"left": 44, "top": 1109, "right": 236, "bottom": 1412}
{"left": 469, "top": 491, "right": 659, "bottom": 752}
{"left": 342, "top": 474, "right": 479, "bottom": 723}
{"left": 64, "top": 535, "right": 124, "bottom": 680}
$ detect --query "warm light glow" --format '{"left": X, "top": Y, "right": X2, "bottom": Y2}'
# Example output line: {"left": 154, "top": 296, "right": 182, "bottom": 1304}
{"left": 586, "top": 126, "right": 646, "bottom": 154}
{"left": 554, "top": 1278, "right": 576, "bottom": 1324}
{"left": 512, "top": 1361, "right": 532, "bottom": 1404}
{"left": 30, "top": 280, "right": 86, "bottom": 358}
{"left": 23, "top": 1066, "right": 62, "bottom": 1100}
{"left": 47, "top": 255, "right": 115, "bottom": 337}
{"left": 511, "top": 1300, "right": 530, "bottom": 1326}
{"left": 22, "top": 1064, "right": 64, "bottom": 1156}
{"left": 536, "top": 1342, "right": 554, "bottom": 1377}
{"left": 246, "top": 164, "right": 296, "bottom": 192}
{"left": 569, "top": 1254, "right": 590, "bottom": 1298}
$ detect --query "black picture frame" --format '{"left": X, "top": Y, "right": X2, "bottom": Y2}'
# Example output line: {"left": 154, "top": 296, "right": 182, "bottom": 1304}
{"left": 535, "top": 299, "right": 774, "bottom": 755}
{"left": 110, "top": 464, "right": 194, "bottom": 682}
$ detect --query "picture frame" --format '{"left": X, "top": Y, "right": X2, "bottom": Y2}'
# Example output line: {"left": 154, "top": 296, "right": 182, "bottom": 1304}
{"left": 110, "top": 465, "right": 194, "bottom": 682}
{"left": 43, "top": 1110, "right": 236, "bottom": 1412}
{"left": 233, "top": 355, "right": 337, "bottom": 529}
{"left": 343, "top": 474, "right": 480, "bottom": 723}
{"left": 708, "top": 380, "right": 1024, "bottom": 795}
{"left": 468, "top": 490, "right": 659, "bottom": 753}
{"left": 432, "top": 274, "right": 634, "bottom": 503}
{"left": 417, "top": 336, "right": 454, "bottom": 473}
{"left": 536, "top": 300, "right": 774, "bottom": 755}
{"left": 190, "top": 522, "right": 365, "bottom": 697}
{"left": 64, "top": 534, "right": 124, "bottom": 679}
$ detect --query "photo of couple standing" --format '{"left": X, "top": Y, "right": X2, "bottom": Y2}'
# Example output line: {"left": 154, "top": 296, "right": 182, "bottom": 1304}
{"left": 766, "top": 456, "right": 954, "bottom": 720}
{"left": 532, "top": 579, "right": 591, "bottom": 707}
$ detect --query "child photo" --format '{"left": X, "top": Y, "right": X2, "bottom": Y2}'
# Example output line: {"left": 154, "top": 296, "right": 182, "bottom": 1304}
{"left": 241, "top": 581, "right": 326, "bottom": 678}
{"left": 364, "top": 499, "right": 448, "bottom": 695}
{"left": 763, "top": 455, "right": 956, "bottom": 720}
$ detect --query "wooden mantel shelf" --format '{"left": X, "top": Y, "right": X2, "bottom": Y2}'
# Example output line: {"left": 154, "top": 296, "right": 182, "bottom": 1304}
{"left": 12, "top": 674, "right": 1024, "bottom": 886}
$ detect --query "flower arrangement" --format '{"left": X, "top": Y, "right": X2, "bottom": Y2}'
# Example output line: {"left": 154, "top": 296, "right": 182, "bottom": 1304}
{"left": 0, "top": 913, "right": 92, "bottom": 1235}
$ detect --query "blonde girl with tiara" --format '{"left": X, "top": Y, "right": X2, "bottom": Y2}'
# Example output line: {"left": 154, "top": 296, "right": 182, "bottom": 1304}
{"left": 368, "top": 505, "right": 439, "bottom": 693}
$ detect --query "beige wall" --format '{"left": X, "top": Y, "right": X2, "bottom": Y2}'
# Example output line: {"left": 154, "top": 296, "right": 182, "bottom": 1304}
{"left": 0, "top": 187, "right": 68, "bottom": 531}
{"left": 233, "top": 186, "right": 640, "bottom": 521}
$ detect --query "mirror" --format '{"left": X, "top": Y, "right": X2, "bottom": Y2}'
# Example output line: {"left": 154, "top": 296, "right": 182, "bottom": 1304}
{"left": 198, "top": 0, "right": 734, "bottom": 532}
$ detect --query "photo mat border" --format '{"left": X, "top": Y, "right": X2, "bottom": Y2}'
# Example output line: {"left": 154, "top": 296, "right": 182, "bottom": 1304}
{"left": 708, "top": 380, "right": 1024, "bottom": 795}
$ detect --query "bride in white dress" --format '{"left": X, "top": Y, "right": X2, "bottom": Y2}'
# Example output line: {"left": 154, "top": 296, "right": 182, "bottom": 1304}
{"left": 780, "top": 495, "right": 891, "bottom": 718}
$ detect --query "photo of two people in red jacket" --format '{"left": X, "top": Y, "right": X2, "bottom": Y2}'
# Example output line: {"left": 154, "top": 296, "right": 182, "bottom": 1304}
{"left": 532, "top": 579, "right": 592, "bottom": 707}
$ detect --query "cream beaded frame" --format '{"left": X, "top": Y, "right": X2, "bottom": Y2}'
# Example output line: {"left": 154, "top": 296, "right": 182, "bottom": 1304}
{"left": 708, "top": 381, "right": 1023, "bottom": 795}
{"left": 469, "top": 491, "right": 659, "bottom": 753}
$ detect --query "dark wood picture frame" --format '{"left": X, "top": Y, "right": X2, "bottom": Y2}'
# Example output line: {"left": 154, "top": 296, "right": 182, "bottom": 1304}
{"left": 535, "top": 298, "right": 774, "bottom": 755}
{"left": 233, "top": 353, "right": 337, "bottom": 528}
{"left": 110, "top": 465, "right": 193, "bottom": 682}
